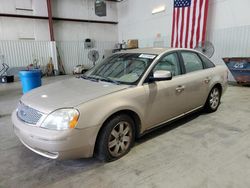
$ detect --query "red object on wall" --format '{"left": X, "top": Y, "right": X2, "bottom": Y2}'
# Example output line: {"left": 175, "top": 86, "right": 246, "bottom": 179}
{"left": 171, "top": 0, "right": 209, "bottom": 48}
{"left": 46, "top": 0, "right": 55, "bottom": 41}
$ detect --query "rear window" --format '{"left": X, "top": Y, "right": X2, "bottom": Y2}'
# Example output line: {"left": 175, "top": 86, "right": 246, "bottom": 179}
{"left": 199, "top": 54, "right": 215, "bottom": 69}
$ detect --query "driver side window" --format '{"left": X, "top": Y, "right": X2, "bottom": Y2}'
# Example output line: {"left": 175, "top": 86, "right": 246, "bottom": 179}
{"left": 153, "top": 53, "right": 181, "bottom": 76}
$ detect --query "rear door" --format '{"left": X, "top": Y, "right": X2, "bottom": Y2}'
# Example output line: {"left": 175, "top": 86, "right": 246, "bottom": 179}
{"left": 178, "top": 51, "right": 211, "bottom": 111}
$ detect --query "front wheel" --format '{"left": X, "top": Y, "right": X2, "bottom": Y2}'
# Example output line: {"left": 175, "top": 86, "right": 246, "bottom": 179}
{"left": 204, "top": 87, "right": 221, "bottom": 112}
{"left": 95, "top": 114, "right": 135, "bottom": 162}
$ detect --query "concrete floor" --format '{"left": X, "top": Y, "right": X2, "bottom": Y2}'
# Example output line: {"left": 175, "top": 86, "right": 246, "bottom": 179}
{"left": 0, "top": 76, "right": 250, "bottom": 188}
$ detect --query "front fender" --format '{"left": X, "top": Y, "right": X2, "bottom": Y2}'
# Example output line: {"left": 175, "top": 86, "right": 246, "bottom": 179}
{"left": 76, "top": 86, "right": 147, "bottom": 131}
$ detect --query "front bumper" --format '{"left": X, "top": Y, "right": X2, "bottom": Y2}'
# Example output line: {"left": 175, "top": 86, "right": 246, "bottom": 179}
{"left": 12, "top": 111, "right": 99, "bottom": 160}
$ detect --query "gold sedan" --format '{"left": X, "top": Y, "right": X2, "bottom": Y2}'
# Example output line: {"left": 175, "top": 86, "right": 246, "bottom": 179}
{"left": 12, "top": 48, "right": 228, "bottom": 161}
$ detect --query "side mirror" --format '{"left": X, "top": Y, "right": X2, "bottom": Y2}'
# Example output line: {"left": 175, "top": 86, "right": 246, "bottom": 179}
{"left": 149, "top": 70, "right": 172, "bottom": 82}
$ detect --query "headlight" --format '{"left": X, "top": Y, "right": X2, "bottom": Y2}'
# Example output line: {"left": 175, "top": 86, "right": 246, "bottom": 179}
{"left": 41, "top": 109, "right": 79, "bottom": 131}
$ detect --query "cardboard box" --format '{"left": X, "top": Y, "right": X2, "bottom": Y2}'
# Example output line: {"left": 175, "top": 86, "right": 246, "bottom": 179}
{"left": 127, "top": 39, "right": 138, "bottom": 49}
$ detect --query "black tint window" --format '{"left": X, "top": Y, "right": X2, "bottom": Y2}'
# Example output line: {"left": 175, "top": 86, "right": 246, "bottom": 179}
{"left": 153, "top": 53, "right": 181, "bottom": 76}
{"left": 199, "top": 54, "right": 215, "bottom": 68}
{"left": 181, "top": 52, "right": 203, "bottom": 73}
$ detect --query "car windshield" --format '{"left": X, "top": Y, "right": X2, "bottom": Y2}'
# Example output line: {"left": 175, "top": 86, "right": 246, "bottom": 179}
{"left": 84, "top": 53, "right": 157, "bottom": 85}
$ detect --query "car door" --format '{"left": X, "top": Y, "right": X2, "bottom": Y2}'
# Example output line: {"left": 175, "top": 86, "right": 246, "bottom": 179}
{"left": 143, "top": 52, "right": 189, "bottom": 130}
{"left": 178, "top": 51, "right": 210, "bottom": 112}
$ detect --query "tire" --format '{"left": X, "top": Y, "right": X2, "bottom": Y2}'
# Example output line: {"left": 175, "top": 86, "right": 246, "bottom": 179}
{"left": 95, "top": 114, "right": 135, "bottom": 162}
{"left": 204, "top": 86, "right": 221, "bottom": 113}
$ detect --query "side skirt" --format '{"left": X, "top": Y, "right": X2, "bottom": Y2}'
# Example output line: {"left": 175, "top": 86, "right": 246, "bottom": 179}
{"left": 139, "top": 106, "right": 204, "bottom": 137}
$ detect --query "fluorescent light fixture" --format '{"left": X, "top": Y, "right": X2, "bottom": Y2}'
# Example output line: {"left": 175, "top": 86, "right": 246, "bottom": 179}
{"left": 152, "top": 5, "right": 166, "bottom": 14}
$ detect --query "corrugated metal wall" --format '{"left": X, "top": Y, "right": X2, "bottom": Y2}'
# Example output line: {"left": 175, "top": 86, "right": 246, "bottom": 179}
{"left": 0, "top": 40, "right": 51, "bottom": 68}
{"left": 0, "top": 40, "right": 116, "bottom": 74}
{"left": 57, "top": 41, "right": 115, "bottom": 74}
{"left": 207, "top": 25, "right": 250, "bottom": 81}
{"left": 1, "top": 26, "right": 250, "bottom": 77}
{"left": 207, "top": 25, "right": 250, "bottom": 63}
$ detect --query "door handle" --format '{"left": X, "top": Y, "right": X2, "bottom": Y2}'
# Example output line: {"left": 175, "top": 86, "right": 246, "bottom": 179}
{"left": 204, "top": 77, "right": 211, "bottom": 84}
{"left": 176, "top": 85, "right": 185, "bottom": 93}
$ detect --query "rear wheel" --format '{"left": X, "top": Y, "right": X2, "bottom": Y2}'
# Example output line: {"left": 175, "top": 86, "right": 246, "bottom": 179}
{"left": 205, "top": 87, "right": 221, "bottom": 112}
{"left": 95, "top": 114, "right": 135, "bottom": 162}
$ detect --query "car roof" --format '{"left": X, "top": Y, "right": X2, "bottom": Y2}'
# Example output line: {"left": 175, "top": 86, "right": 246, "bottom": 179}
{"left": 117, "top": 47, "right": 198, "bottom": 55}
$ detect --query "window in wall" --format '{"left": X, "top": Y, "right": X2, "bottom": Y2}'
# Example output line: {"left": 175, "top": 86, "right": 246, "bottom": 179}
{"left": 17, "top": 19, "right": 35, "bottom": 40}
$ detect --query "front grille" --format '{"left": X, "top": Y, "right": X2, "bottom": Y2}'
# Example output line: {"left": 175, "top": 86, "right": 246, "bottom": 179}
{"left": 17, "top": 102, "right": 43, "bottom": 125}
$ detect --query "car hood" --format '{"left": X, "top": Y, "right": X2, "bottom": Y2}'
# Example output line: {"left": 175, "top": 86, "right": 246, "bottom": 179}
{"left": 21, "top": 78, "right": 130, "bottom": 114}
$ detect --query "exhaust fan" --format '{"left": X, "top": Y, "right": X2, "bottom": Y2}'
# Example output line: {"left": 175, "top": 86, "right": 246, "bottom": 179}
{"left": 95, "top": 0, "right": 123, "bottom": 17}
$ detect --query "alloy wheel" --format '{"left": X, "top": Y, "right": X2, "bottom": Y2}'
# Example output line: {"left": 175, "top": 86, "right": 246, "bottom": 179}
{"left": 108, "top": 121, "right": 132, "bottom": 157}
{"left": 209, "top": 87, "right": 220, "bottom": 110}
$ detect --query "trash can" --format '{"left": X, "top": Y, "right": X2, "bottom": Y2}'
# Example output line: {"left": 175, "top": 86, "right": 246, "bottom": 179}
{"left": 223, "top": 57, "right": 250, "bottom": 85}
{"left": 19, "top": 70, "right": 42, "bottom": 94}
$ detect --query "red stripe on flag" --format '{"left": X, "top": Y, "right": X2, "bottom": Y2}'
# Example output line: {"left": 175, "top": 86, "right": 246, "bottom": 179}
{"left": 171, "top": 8, "right": 176, "bottom": 47}
{"left": 202, "top": 0, "right": 209, "bottom": 44}
{"left": 190, "top": 0, "right": 198, "bottom": 48}
{"left": 175, "top": 8, "right": 180, "bottom": 48}
{"left": 196, "top": 0, "right": 204, "bottom": 47}
{"left": 180, "top": 8, "right": 185, "bottom": 48}
{"left": 171, "top": 0, "right": 209, "bottom": 49}
{"left": 185, "top": 7, "right": 191, "bottom": 48}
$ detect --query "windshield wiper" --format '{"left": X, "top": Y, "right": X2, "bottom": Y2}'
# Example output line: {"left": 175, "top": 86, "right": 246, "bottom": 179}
{"left": 81, "top": 75, "right": 120, "bottom": 85}
{"left": 80, "top": 75, "right": 88, "bottom": 79}
{"left": 98, "top": 76, "right": 121, "bottom": 85}
{"left": 80, "top": 75, "right": 99, "bottom": 82}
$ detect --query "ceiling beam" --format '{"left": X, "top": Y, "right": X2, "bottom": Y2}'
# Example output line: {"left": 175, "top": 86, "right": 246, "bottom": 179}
{"left": 0, "top": 13, "right": 118, "bottom": 25}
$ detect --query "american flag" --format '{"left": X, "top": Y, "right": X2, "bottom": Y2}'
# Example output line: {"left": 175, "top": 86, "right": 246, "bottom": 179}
{"left": 171, "top": 0, "right": 209, "bottom": 48}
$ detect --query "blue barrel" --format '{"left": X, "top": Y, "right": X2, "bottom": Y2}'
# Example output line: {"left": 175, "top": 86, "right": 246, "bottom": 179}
{"left": 19, "top": 70, "right": 42, "bottom": 94}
